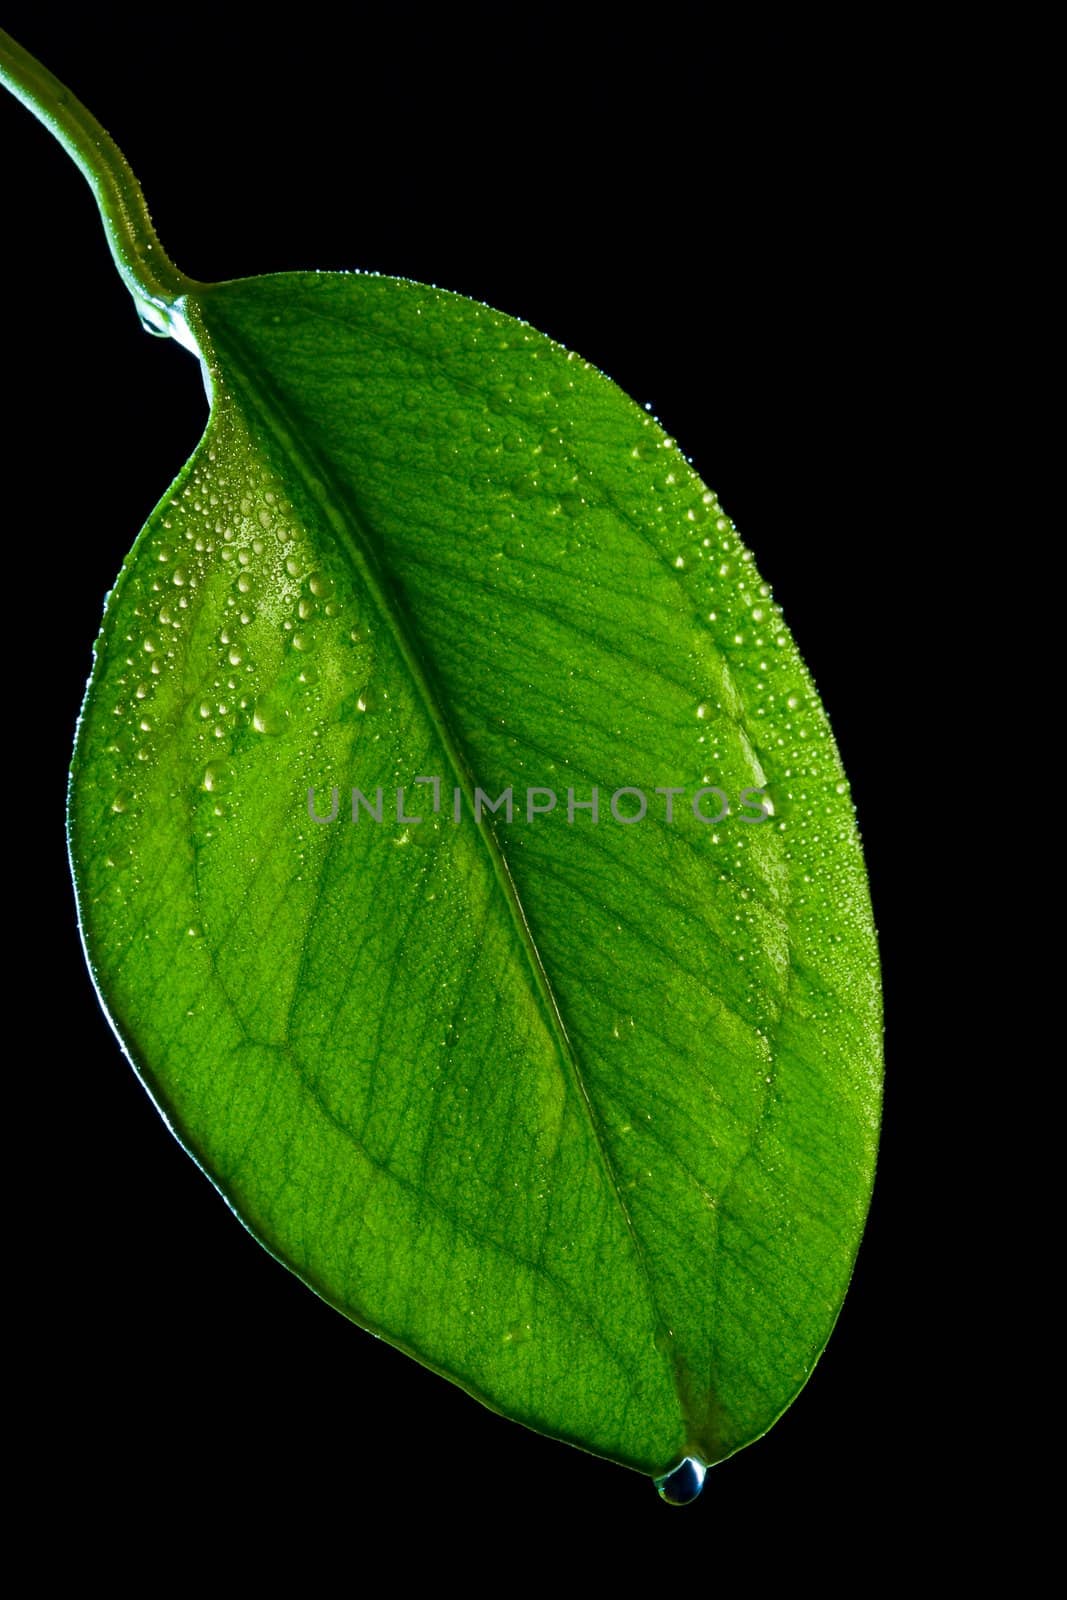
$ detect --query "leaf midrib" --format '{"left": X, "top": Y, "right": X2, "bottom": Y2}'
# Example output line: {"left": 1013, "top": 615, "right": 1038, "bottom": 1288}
{"left": 192, "top": 300, "right": 687, "bottom": 1424}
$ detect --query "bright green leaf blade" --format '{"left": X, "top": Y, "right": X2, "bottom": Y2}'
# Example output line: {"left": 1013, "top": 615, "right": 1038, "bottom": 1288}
{"left": 69, "top": 271, "right": 881, "bottom": 1478}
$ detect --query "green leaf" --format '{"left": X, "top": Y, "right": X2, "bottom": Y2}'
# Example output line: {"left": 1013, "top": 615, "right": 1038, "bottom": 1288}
{"left": 3, "top": 30, "right": 881, "bottom": 1494}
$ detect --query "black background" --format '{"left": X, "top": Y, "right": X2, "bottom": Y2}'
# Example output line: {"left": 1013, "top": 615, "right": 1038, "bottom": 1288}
{"left": 4, "top": 4, "right": 946, "bottom": 1562}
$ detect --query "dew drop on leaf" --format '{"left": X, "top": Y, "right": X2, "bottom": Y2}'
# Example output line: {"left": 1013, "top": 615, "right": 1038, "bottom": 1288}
{"left": 655, "top": 1457, "right": 707, "bottom": 1506}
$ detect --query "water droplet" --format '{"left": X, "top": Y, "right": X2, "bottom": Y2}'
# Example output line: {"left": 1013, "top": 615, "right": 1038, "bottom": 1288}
{"left": 655, "top": 1457, "right": 706, "bottom": 1506}
{"left": 252, "top": 700, "right": 289, "bottom": 736}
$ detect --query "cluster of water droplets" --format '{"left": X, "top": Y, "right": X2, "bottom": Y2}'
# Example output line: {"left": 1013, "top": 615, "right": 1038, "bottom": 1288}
{"left": 628, "top": 412, "right": 863, "bottom": 916}
{"left": 99, "top": 413, "right": 375, "bottom": 865}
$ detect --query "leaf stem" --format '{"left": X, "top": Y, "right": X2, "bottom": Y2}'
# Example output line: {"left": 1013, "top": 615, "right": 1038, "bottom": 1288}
{"left": 0, "top": 29, "right": 200, "bottom": 332}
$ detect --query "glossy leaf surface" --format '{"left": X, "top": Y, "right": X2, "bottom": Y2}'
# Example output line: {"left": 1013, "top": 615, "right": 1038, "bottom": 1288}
{"left": 0, "top": 24, "right": 881, "bottom": 1486}
{"left": 69, "top": 271, "right": 880, "bottom": 1477}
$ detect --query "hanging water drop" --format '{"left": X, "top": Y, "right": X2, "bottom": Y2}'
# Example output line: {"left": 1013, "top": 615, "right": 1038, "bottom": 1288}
{"left": 654, "top": 1456, "right": 706, "bottom": 1505}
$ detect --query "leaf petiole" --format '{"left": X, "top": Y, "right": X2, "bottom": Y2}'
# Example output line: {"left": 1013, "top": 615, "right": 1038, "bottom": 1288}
{"left": 0, "top": 28, "right": 200, "bottom": 337}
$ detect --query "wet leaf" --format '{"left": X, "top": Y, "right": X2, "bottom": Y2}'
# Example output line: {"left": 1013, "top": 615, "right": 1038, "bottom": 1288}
{"left": 4, "top": 29, "right": 882, "bottom": 1491}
